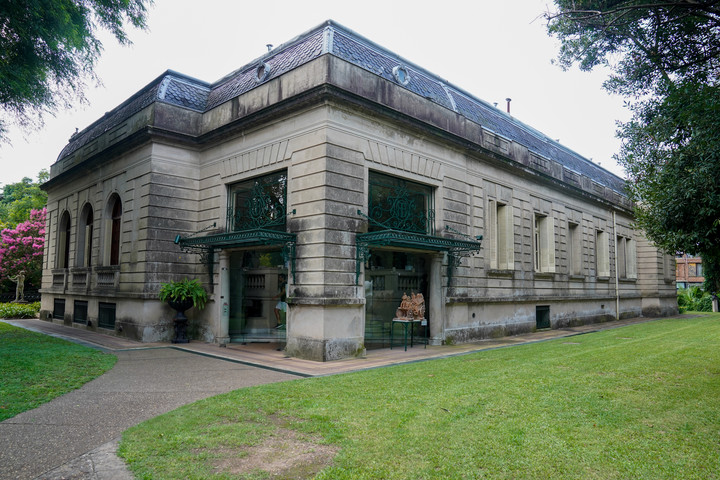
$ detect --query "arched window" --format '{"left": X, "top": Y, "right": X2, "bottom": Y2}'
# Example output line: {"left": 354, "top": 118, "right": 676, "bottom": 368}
{"left": 104, "top": 195, "right": 123, "bottom": 266}
{"left": 77, "top": 203, "right": 94, "bottom": 267}
{"left": 57, "top": 211, "right": 71, "bottom": 268}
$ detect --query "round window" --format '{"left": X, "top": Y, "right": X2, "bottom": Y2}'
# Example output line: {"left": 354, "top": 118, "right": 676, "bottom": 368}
{"left": 256, "top": 62, "right": 271, "bottom": 82}
{"left": 392, "top": 65, "right": 410, "bottom": 86}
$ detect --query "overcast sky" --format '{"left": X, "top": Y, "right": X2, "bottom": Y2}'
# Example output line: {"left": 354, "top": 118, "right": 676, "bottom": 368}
{"left": 0, "top": 0, "right": 631, "bottom": 186}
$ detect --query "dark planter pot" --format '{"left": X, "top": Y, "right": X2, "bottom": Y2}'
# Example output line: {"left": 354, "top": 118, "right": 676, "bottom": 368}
{"left": 167, "top": 299, "right": 194, "bottom": 344}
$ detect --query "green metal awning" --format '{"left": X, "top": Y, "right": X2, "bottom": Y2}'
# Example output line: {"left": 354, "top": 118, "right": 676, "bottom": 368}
{"left": 177, "top": 228, "right": 296, "bottom": 249}
{"left": 175, "top": 228, "right": 297, "bottom": 282}
{"left": 355, "top": 227, "right": 483, "bottom": 285}
{"left": 356, "top": 229, "right": 482, "bottom": 252}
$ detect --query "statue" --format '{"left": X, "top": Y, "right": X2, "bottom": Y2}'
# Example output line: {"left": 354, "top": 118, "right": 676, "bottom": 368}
{"left": 8, "top": 270, "right": 26, "bottom": 303}
{"left": 395, "top": 293, "right": 412, "bottom": 319}
{"left": 394, "top": 291, "right": 425, "bottom": 321}
{"left": 410, "top": 292, "right": 425, "bottom": 320}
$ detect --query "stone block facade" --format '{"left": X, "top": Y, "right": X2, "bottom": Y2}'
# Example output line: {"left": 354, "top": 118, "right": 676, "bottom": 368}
{"left": 40, "top": 21, "right": 677, "bottom": 361}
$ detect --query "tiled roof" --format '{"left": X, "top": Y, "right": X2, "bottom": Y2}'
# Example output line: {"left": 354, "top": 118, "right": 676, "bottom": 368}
{"left": 58, "top": 20, "right": 625, "bottom": 193}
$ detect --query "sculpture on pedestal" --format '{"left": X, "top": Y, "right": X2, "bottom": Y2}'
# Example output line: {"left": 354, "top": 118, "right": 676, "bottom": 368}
{"left": 395, "top": 292, "right": 425, "bottom": 320}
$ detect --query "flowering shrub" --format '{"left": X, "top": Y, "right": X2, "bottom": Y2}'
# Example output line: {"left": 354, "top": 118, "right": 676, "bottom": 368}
{"left": 0, "top": 208, "right": 46, "bottom": 291}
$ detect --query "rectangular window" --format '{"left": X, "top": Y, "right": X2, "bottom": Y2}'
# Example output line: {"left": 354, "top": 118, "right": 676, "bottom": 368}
{"left": 533, "top": 214, "right": 555, "bottom": 273}
{"left": 626, "top": 238, "right": 637, "bottom": 279}
{"left": 98, "top": 302, "right": 116, "bottom": 329}
{"left": 489, "top": 200, "right": 514, "bottom": 270}
{"left": 367, "top": 172, "right": 434, "bottom": 234}
{"left": 596, "top": 230, "right": 610, "bottom": 277}
{"left": 73, "top": 300, "right": 88, "bottom": 325}
{"left": 568, "top": 222, "right": 582, "bottom": 275}
{"left": 228, "top": 170, "right": 288, "bottom": 232}
{"left": 616, "top": 236, "right": 627, "bottom": 279}
{"left": 616, "top": 236, "right": 637, "bottom": 279}
{"left": 53, "top": 298, "right": 66, "bottom": 320}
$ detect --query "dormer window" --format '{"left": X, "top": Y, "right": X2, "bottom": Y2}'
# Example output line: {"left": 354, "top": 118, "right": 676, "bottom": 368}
{"left": 392, "top": 65, "right": 410, "bottom": 86}
{"left": 256, "top": 62, "right": 271, "bottom": 82}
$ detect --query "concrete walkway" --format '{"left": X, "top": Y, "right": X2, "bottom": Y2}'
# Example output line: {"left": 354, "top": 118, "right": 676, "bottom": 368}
{"left": 0, "top": 328, "right": 299, "bottom": 480}
{"left": 1, "top": 316, "right": 661, "bottom": 479}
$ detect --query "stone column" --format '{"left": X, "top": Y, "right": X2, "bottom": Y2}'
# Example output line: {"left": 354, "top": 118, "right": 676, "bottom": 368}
{"left": 216, "top": 251, "right": 230, "bottom": 345}
{"left": 429, "top": 253, "right": 444, "bottom": 345}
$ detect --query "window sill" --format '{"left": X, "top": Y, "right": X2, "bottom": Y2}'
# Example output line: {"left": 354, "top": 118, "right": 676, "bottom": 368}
{"left": 487, "top": 269, "right": 514, "bottom": 278}
{"left": 533, "top": 271, "right": 556, "bottom": 279}
{"left": 596, "top": 276, "right": 611, "bottom": 282}
{"left": 569, "top": 275, "right": 585, "bottom": 282}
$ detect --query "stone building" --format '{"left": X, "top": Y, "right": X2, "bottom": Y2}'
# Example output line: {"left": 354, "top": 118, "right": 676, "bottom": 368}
{"left": 40, "top": 20, "right": 677, "bottom": 361}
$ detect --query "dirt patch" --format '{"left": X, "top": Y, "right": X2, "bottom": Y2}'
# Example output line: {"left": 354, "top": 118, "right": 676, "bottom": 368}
{"left": 211, "top": 427, "right": 340, "bottom": 479}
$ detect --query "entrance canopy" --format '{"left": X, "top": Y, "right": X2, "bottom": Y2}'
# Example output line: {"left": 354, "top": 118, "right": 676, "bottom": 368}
{"left": 176, "top": 229, "right": 297, "bottom": 282}
{"left": 356, "top": 217, "right": 483, "bottom": 285}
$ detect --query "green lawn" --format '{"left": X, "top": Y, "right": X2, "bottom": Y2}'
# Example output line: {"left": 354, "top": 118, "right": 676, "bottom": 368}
{"left": 120, "top": 314, "right": 720, "bottom": 479}
{"left": 0, "top": 322, "right": 117, "bottom": 421}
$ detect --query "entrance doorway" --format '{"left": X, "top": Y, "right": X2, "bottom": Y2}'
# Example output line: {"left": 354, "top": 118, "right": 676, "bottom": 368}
{"left": 228, "top": 249, "right": 288, "bottom": 343}
{"left": 364, "top": 250, "right": 429, "bottom": 348}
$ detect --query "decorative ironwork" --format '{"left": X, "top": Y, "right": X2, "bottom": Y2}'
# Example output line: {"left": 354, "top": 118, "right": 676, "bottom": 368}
{"left": 444, "top": 225, "right": 483, "bottom": 287}
{"left": 368, "top": 173, "right": 435, "bottom": 235}
{"left": 355, "top": 218, "right": 483, "bottom": 285}
{"left": 174, "top": 223, "right": 217, "bottom": 285}
{"left": 177, "top": 229, "right": 297, "bottom": 283}
{"left": 229, "top": 173, "right": 288, "bottom": 232}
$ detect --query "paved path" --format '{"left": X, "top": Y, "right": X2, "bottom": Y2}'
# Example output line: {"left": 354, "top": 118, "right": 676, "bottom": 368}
{"left": 1, "top": 315, "right": 665, "bottom": 479}
{"left": 0, "top": 341, "right": 299, "bottom": 479}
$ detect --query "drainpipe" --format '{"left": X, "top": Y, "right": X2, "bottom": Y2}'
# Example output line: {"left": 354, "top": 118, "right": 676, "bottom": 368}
{"left": 612, "top": 211, "right": 620, "bottom": 320}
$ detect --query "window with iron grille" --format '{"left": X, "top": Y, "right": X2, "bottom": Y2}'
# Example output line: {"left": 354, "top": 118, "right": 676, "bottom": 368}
{"left": 98, "top": 302, "right": 116, "bottom": 329}
{"left": 73, "top": 300, "right": 88, "bottom": 324}
{"left": 368, "top": 172, "right": 434, "bottom": 235}
{"left": 53, "top": 298, "right": 65, "bottom": 320}
{"left": 227, "top": 171, "right": 287, "bottom": 232}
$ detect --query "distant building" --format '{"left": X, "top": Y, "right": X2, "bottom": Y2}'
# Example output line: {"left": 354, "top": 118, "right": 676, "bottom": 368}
{"left": 40, "top": 20, "right": 677, "bottom": 361}
{"left": 676, "top": 254, "right": 704, "bottom": 289}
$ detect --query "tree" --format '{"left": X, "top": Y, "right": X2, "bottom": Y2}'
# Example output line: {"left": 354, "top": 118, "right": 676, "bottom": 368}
{"left": 0, "top": 0, "right": 151, "bottom": 142}
{"left": 0, "top": 170, "right": 48, "bottom": 228}
{"left": 0, "top": 208, "right": 46, "bottom": 293}
{"left": 546, "top": 1, "right": 720, "bottom": 293}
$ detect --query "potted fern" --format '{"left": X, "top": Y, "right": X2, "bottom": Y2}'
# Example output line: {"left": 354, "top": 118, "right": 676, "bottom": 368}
{"left": 158, "top": 278, "right": 208, "bottom": 343}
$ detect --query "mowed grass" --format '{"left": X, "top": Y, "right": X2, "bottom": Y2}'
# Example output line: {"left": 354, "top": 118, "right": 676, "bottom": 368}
{"left": 120, "top": 315, "right": 720, "bottom": 479}
{"left": 0, "top": 322, "right": 117, "bottom": 421}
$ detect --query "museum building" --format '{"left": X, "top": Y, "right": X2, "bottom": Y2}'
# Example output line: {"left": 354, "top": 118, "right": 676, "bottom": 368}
{"left": 40, "top": 20, "right": 677, "bottom": 361}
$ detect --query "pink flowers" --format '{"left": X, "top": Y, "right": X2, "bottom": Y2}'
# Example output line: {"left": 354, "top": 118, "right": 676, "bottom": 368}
{"left": 0, "top": 208, "right": 46, "bottom": 290}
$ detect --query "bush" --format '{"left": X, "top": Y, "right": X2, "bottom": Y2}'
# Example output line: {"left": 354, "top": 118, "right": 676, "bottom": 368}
{"left": 0, "top": 302, "right": 40, "bottom": 319}
{"left": 677, "top": 287, "right": 713, "bottom": 313}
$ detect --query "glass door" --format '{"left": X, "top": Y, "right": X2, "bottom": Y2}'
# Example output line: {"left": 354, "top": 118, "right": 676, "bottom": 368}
{"left": 229, "top": 250, "right": 287, "bottom": 343}
{"left": 364, "top": 250, "right": 429, "bottom": 349}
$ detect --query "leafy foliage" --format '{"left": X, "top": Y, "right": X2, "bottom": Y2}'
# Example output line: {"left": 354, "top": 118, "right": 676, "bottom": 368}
{"left": 158, "top": 278, "right": 208, "bottom": 310}
{"left": 546, "top": 1, "right": 720, "bottom": 292}
{"left": 547, "top": 1, "right": 720, "bottom": 96}
{"left": 677, "top": 287, "right": 713, "bottom": 313}
{"left": 0, "top": 208, "right": 46, "bottom": 292}
{"left": 0, "top": 301, "right": 40, "bottom": 319}
{"left": 0, "top": 170, "right": 48, "bottom": 228}
{"left": 0, "top": 0, "right": 151, "bottom": 141}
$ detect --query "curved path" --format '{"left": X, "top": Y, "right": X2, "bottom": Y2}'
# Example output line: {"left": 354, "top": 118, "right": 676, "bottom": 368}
{"left": 0, "top": 340, "right": 299, "bottom": 479}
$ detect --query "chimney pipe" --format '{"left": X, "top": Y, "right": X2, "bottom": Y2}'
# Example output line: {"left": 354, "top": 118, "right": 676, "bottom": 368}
{"left": 506, "top": 98, "right": 512, "bottom": 114}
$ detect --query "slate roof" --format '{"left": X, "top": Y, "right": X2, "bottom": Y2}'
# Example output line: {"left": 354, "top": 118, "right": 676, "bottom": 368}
{"left": 58, "top": 20, "right": 625, "bottom": 193}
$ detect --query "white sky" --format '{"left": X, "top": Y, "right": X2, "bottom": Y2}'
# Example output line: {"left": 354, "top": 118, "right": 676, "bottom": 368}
{"left": 0, "top": 0, "right": 631, "bottom": 186}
